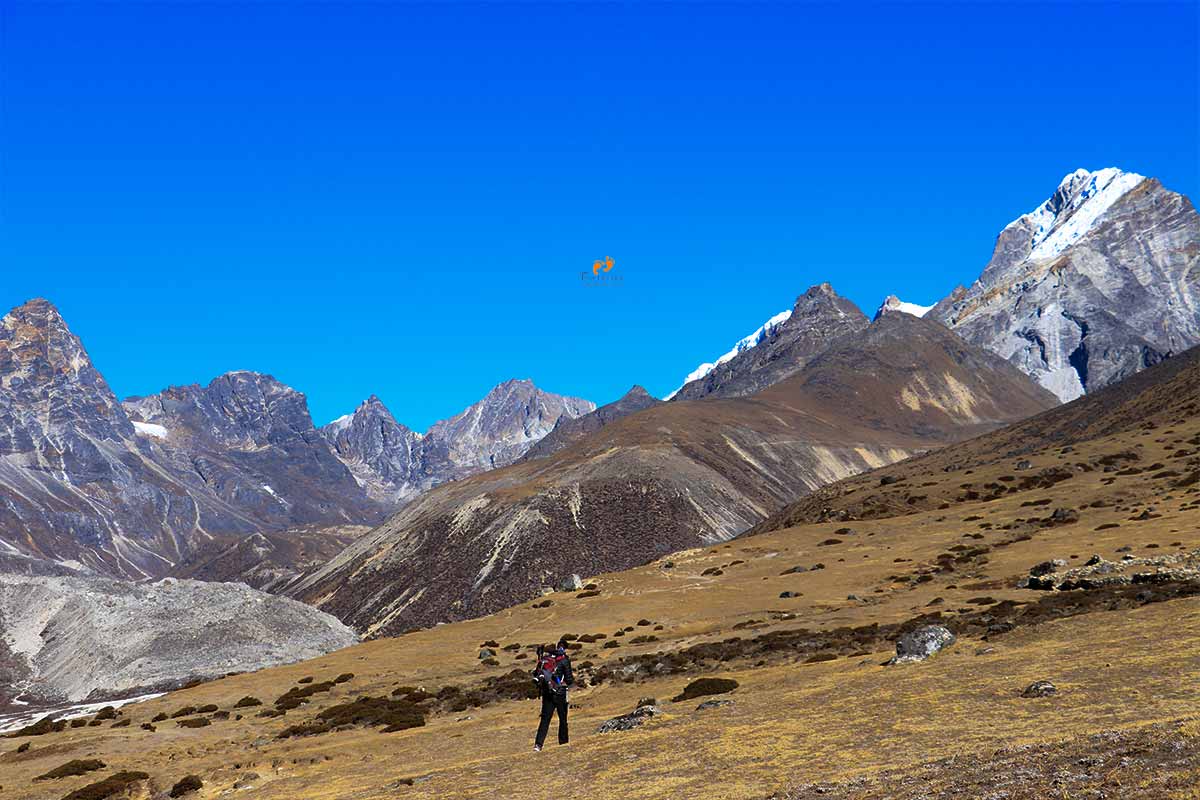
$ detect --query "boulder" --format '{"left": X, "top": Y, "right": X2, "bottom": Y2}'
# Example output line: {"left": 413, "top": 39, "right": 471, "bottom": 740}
{"left": 696, "top": 699, "right": 733, "bottom": 711}
{"left": 888, "top": 625, "right": 956, "bottom": 664}
{"left": 1021, "top": 680, "right": 1057, "bottom": 698}
{"left": 478, "top": 649, "right": 496, "bottom": 660}
{"left": 558, "top": 574, "right": 584, "bottom": 592}
{"left": 1029, "top": 559, "right": 1066, "bottom": 577}
{"left": 597, "top": 705, "right": 658, "bottom": 733}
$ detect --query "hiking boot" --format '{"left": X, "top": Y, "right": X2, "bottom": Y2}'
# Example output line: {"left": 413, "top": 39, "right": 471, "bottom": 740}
{"left": 533, "top": 744, "right": 542, "bottom": 752}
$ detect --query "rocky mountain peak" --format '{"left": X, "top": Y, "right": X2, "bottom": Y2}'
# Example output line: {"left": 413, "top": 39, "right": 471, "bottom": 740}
{"left": 0, "top": 297, "right": 132, "bottom": 443}
{"left": 126, "top": 370, "right": 318, "bottom": 450}
{"left": 929, "top": 168, "right": 1197, "bottom": 402}
{"left": 2, "top": 298, "right": 101, "bottom": 385}
{"left": 425, "top": 379, "right": 595, "bottom": 472}
{"left": 669, "top": 283, "right": 869, "bottom": 402}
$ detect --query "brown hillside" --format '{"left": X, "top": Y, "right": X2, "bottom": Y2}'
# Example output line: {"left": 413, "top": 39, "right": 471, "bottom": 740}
{"left": 285, "top": 312, "right": 1054, "bottom": 635}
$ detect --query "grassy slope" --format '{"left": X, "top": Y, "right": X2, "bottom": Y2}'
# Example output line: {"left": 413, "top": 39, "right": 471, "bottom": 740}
{"left": 3, "top": 363, "right": 1200, "bottom": 798}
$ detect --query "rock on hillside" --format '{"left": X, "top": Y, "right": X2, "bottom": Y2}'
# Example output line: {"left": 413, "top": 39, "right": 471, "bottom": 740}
{"left": 286, "top": 310, "right": 1055, "bottom": 636}
{"left": 520, "top": 385, "right": 661, "bottom": 461}
{"left": 669, "top": 284, "right": 869, "bottom": 401}
{"left": 929, "top": 168, "right": 1200, "bottom": 402}
{"left": 0, "top": 573, "right": 356, "bottom": 707}
{"left": 320, "top": 381, "right": 595, "bottom": 505}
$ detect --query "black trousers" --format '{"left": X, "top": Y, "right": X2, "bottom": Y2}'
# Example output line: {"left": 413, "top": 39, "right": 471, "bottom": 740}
{"left": 535, "top": 690, "right": 568, "bottom": 746}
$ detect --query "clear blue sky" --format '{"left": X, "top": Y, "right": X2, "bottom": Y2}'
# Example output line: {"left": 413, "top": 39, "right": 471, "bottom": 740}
{"left": 1, "top": 2, "right": 1196, "bottom": 430}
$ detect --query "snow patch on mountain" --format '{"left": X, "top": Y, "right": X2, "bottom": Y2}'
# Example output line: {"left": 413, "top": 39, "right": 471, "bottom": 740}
{"left": 1007, "top": 167, "right": 1146, "bottom": 261}
{"left": 874, "top": 296, "right": 933, "bottom": 321}
{"left": 667, "top": 309, "right": 792, "bottom": 399}
{"left": 131, "top": 421, "right": 168, "bottom": 439}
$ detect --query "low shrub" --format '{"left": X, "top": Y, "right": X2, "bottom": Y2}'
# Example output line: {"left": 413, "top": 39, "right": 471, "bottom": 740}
{"left": 277, "top": 696, "right": 426, "bottom": 738}
{"left": 151, "top": 713, "right": 168, "bottom": 723}
{"left": 11, "top": 716, "right": 67, "bottom": 737}
{"left": 334, "top": 673, "right": 354, "bottom": 684}
{"left": 671, "top": 678, "right": 739, "bottom": 702}
{"left": 275, "top": 681, "right": 336, "bottom": 710}
{"left": 169, "top": 775, "right": 203, "bottom": 797}
{"left": 34, "top": 759, "right": 106, "bottom": 781}
{"left": 297, "top": 676, "right": 314, "bottom": 684}
{"left": 196, "top": 704, "right": 218, "bottom": 714}
{"left": 233, "top": 696, "right": 262, "bottom": 708}
{"left": 109, "top": 719, "right": 130, "bottom": 728}
{"left": 62, "top": 770, "right": 150, "bottom": 800}
{"left": 169, "top": 706, "right": 196, "bottom": 719}
{"left": 177, "top": 717, "right": 211, "bottom": 729}
{"left": 92, "top": 707, "right": 117, "bottom": 721}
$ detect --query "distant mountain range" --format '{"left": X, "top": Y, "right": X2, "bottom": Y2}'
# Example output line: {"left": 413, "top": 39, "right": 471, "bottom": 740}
{"left": 322, "top": 381, "right": 593, "bottom": 505}
{"left": 0, "top": 300, "right": 593, "bottom": 578}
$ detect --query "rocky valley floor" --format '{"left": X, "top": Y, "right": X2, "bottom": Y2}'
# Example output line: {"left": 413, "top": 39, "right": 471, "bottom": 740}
{"left": 3, "top": 380, "right": 1200, "bottom": 799}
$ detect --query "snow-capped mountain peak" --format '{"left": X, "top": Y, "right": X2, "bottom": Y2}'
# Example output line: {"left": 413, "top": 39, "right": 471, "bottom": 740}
{"left": 873, "top": 295, "right": 933, "bottom": 321}
{"left": 1005, "top": 167, "right": 1146, "bottom": 262}
{"left": 666, "top": 309, "right": 792, "bottom": 399}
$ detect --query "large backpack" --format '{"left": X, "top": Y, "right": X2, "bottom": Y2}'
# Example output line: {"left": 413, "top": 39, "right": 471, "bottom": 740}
{"left": 536, "top": 653, "right": 566, "bottom": 695}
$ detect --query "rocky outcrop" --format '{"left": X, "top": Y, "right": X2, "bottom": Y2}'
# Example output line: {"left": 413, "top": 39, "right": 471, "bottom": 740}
{"left": 669, "top": 284, "right": 870, "bottom": 401}
{"left": 521, "top": 385, "right": 660, "bottom": 461}
{"left": 888, "top": 625, "right": 956, "bottom": 664}
{"left": 320, "top": 381, "right": 594, "bottom": 504}
{"left": 929, "top": 168, "right": 1200, "bottom": 402}
{"left": 286, "top": 310, "right": 1055, "bottom": 636}
{"left": 0, "top": 573, "right": 356, "bottom": 707}
{"left": 0, "top": 299, "right": 386, "bottom": 579}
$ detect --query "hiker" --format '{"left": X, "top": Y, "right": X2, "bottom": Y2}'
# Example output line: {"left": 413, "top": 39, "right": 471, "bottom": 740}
{"left": 532, "top": 638, "right": 574, "bottom": 751}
